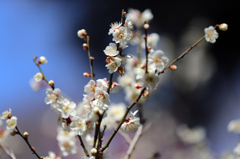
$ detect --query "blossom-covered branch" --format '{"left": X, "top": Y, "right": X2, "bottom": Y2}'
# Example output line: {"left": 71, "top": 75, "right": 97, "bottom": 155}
{"left": 101, "top": 87, "right": 146, "bottom": 152}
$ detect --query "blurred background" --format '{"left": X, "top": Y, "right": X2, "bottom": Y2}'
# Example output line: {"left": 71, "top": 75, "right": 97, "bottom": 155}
{"left": 0, "top": 0, "right": 238, "bottom": 158}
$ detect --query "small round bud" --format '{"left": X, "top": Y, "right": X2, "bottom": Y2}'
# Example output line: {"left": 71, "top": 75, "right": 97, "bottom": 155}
{"left": 143, "top": 23, "right": 150, "bottom": 30}
{"left": 90, "top": 56, "right": 95, "bottom": 61}
{"left": 219, "top": 23, "right": 228, "bottom": 31}
{"left": 23, "top": 132, "right": 29, "bottom": 138}
{"left": 93, "top": 106, "right": 100, "bottom": 113}
{"left": 83, "top": 72, "right": 90, "bottom": 77}
{"left": 91, "top": 148, "right": 97, "bottom": 155}
{"left": 170, "top": 65, "right": 177, "bottom": 70}
{"left": 83, "top": 43, "right": 88, "bottom": 50}
{"left": 10, "top": 130, "right": 17, "bottom": 136}
{"left": 77, "top": 29, "right": 87, "bottom": 39}
{"left": 143, "top": 90, "right": 150, "bottom": 99}
{"left": 147, "top": 46, "right": 151, "bottom": 53}
{"left": 122, "top": 11, "right": 126, "bottom": 16}
{"left": 48, "top": 80, "right": 54, "bottom": 87}
{"left": 39, "top": 56, "right": 47, "bottom": 64}
{"left": 135, "top": 83, "right": 142, "bottom": 89}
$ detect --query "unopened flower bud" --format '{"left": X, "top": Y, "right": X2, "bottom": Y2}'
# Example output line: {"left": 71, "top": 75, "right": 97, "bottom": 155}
{"left": 219, "top": 23, "right": 228, "bottom": 31}
{"left": 48, "top": 80, "right": 54, "bottom": 87}
{"left": 77, "top": 29, "right": 87, "bottom": 39}
{"left": 122, "top": 11, "right": 126, "bottom": 16}
{"left": 170, "top": 65, "right": 177, "bottom": 70}
{"left": 93, "top": 107, "right": 100, "bottom": 113}
{"left": 143, "top": 23, "right": 150, "bottom": 30}
{"left": 91, "top": 148, "right": 97, "bottom": 155}
{"left": 147, "top": 46, "right": 151, "bottom": 53}
{"left": 83, "top": 72, "right": 90, "bottom": 77}
{"left": 90, "top": 56, "right": 95, "bottom": 61}
{"left": 143, "top": 90, "right": 150, "bottom": 99}
{"left": 135, "top": 83, "right": 142, "bottom": 89}
{"left": 10, "top": 130, "right": 17, "bottom": 136}
{"left": 39, "top": 56, "right": 47, "bottom": 64}
{"left": 83, "top": 43, "right": 88, "bottom": 50}
{"left": 23, "top": 132, "right": 29, "bottom": 138}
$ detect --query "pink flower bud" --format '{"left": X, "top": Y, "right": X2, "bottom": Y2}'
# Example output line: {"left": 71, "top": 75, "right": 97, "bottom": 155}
{"left": 83, "top": 43, "right": 88, "bottom": 50}
{"left": 135, "top": 83, "right": 142, "bottom": 89}
{"left": 83, "top": 72, "right": 90, "bottom": 77}
{"left": 170, "top": 65, "right": 177, "bottom": 70}
{"left": 77, "top": 29, "right": 87, "bottom": 38}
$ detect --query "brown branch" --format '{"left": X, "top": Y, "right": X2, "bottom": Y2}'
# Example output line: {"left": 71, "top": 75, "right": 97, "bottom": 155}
{"left": 144, "top": 22, "right": 149, "bottom": 74}
{"left": 101, "top": 87, "right": 146, "bottom": 152}
{"left": 158, "top": 35, "right": 205, "bottom": 75}
{"left": 78, "top": 135, "right": 90, "bottom": 157}
{"left": 107, "top": 73, "right": 114, "bottom": 94}
{"left": 15, "top": 126, "right": 41, "bottom": 159}
{"left": 86, "top": 36, "right": 94, "bottom": 80}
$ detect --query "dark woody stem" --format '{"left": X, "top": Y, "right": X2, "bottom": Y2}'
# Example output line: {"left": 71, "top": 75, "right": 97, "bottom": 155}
{"left": 101, "top": 87, "right": 146, "bottom": 152}
{"left": 78, "top": 135, "right": 90, "bottom": 157}
{"left": 15, "top": 126, "right": 41, "bottom": 159}
{"left": 87, "top": 36, "right": 94, "bottom": 80}
{"left": 144, "top": 22, "right": 149, "bottom": 74}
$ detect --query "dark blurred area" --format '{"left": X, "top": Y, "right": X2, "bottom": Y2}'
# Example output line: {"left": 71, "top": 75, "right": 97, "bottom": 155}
{"left": 0, "top": 0, "right": 239, "bottom": 158}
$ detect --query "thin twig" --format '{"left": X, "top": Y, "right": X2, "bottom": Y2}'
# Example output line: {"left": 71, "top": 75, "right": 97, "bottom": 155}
{"left": 93, "top": 121, "right": 99, "bottom": 148}
{"left": 101, "top": 87, "right": 146, "bottom": 152}
{"left": 33, "top": 58, "right": 54, "bottom": 89}
{"left": 158, "top": 35, "right": 205, "bottom": 75}
{"left": 0, "top": 142, "right": 16, "bottom": 159}
{"left": 78, "top": 135, "right": 90, "bottom": 157}
{"left": 15, "top": 126, "right": 41, "bottom": 159}
{"left": 86, "top": 36, "right": 94, "bottom": 80}
{"left": 107, "top": 73, "right": 113, "bottom": 94}
{"left": 124, "top": 125, "right": 143, "bottom": 159}
{"left": 144, "top": 22, "right": 149, "bottom": 74}
{"left": 124, "top": 122, "right": 152, "bottom": 159}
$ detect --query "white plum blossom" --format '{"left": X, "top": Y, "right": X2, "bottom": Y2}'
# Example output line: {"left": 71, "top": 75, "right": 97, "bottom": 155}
{"left": 121, "top": 110, "right": 140, "bottom": 133}
{"left": 126, "top": 8, "right": 153, "bottom": 27}
{"left": 125, "top": 16, "right": 134, "bottom": 30}
{"left": 106, "top": 56, "right": 122, "bottom": 74}
{"left": 39, "top": 56, "right": 48, "bottom": 64}
{"left": 45, "top": 88, "right": 64, "bottom": 111}
{"left": 1, "top": 109, "right": 12, "bottom": 119}
{"left": 148, "top": 49, "right": 169, "bottom": 72}
{"left": 118, "top": 55, "right": 127, "bottom": 65}
{"left": 77, "top": 29, "right": 87, "bottom": 39}
{"left": 176, "top": 124, "right": 206, "bottom": 144}
{"left": 234, "top": 143, "right": 240, "bottom": 156}
{"left": 110, "top": 82, "right": 122, "bottom": 93}
{"left": 104, "top": 43, "right": 119, "bottom": 56}
{"left": 96, "top": 78, "right": 108, "bottom": 91}
{"left": 108, "top": 103, "right": 126, "bottom": 121}
{"left": 70, "top": 116, "right": 87, "bottom": 136}
{"left": 84, "top": 80, "right": 96, "bottom": 98}
{"left": 141, "top": 33, "right": 160, "bottom": 48}
{"left": 57, "top": 127, "right": 77, "bottom": 156}
{"left": 108, "top": 22, "right": 122, "bottom": 35}
{"left": 85, "top": 134, "right": 94, "bottom": 147}
{"left": 6, "top": 116, "right": 17, "bottom": 130}
{"left": 93, "top": 87, "right": 110, "bottom": 110}
{"left": 228, "top": 119, "right": 240, "bottom": 134}
{"left": 112, "top": 26, "right": 131, "bottom": 46}
{"left": 34, "top": 73, "right": 43, "bottom": 82}
{"left": 57, "top": 99, "right": 77, "bottom": 118}
{"left": 204, "top": 26, "right": 218, "bottom": 43}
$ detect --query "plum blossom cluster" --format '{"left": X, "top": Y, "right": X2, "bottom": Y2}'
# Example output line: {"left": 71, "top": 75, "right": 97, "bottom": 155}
{"left": 0, "top": 8, "right": 229, "bottom": 159}
{"left": 0, "top": 109, "right": 17, "bottom": 130}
